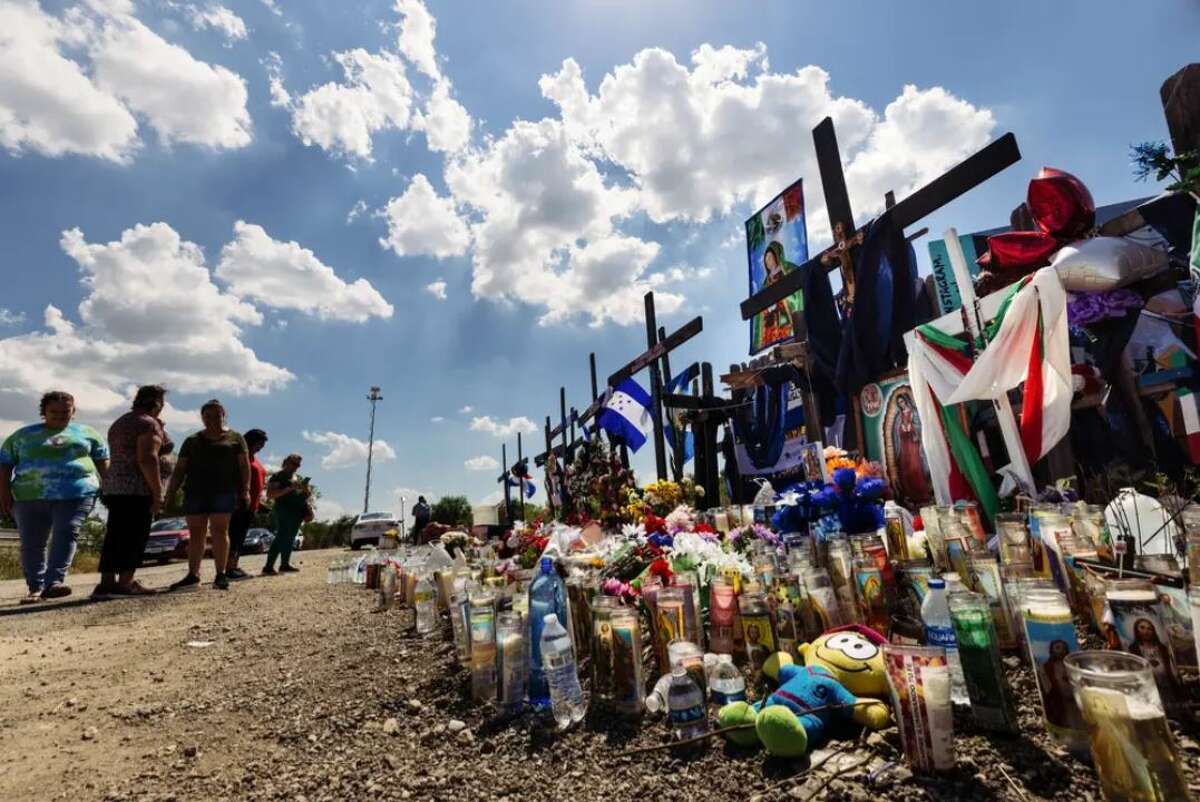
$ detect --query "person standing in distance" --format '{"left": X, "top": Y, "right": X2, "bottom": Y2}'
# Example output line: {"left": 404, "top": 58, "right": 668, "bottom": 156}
{"left": 262, "top": 453, "right": 308, "bottom": 575}
{"left": 411, "top": 495, "right": 431, "bottom": 545}
{"left": 0, "top": 391, "right": 109, "bottom": 603}
{"left": 95, "top": 385, "right": 170, "bottom": 597}
{"left": 225, "top": 429, "right": 268, "bottom": 580}
{"left": 164, "top": 400, "right": 250, "bottom": 591}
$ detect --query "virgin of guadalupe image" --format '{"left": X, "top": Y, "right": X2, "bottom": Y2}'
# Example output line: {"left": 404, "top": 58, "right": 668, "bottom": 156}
{"left": 761, "top": 241, "right": 801, "bottom": 344}
{"left": 882, "top": 389, "right": 933, "bottom": 505}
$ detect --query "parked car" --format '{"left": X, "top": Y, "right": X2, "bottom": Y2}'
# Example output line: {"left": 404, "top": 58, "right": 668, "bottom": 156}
{"left": 349, "top": 511, "right": 399, "bottom": 550}
{"left": 241, "top": 527, "right": 274, "bottom": 554}
{"left": 144, "top": 517, "right": 189, "bottom": 564}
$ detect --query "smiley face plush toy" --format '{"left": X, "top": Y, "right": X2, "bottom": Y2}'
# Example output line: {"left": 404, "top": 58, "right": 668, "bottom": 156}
{"left": 718, "top": 625, "right": 891, "bottom": 757}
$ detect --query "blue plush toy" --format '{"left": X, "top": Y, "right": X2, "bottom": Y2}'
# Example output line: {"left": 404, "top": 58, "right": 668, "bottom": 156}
{"left": 718, "top": 627, "right": 891, "bottom": 757}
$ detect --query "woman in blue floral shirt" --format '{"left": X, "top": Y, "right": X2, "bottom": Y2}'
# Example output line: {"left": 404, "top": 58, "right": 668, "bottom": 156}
{"left": 0, "top": 391, "right": 109, "bottom": 603}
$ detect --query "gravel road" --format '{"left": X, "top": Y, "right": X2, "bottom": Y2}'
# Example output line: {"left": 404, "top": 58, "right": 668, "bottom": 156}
{"left": 2, "top": 548, "right": 1197, "bottom": 802}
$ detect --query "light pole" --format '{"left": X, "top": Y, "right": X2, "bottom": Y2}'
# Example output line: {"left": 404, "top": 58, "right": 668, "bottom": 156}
{"left": 363, "top": 386, "right": 383, "bottom": 514}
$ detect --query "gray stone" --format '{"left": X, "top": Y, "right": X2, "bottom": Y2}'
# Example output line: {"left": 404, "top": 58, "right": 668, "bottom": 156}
{"left": 382, "top": 717, "right": 401, "bottom": 736}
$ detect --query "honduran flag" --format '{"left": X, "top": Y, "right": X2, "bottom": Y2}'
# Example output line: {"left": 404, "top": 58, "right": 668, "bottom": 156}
{"left": 597, "top": 378, "right": 654, "bottom": 452}
{"left": 506, "top": 473, "right": 537, "bottom": 499}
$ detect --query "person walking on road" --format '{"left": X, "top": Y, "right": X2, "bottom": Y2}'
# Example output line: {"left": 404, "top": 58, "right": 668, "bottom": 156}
{"left": 95, "top": 385, "right": 170, "bottom": 598}
{"left": 164, "top": 400, "right": 250, "bottom": 592}
{"left": 411, "top": 495, "right": 431, "bottom": 545}
{"left": 262, "top": 453, "right": 308, "bottom": 576}
{"left": 225, "top": 429, "right": 267, "bottom": 580}
{"left": 0, "top": 391, "right": 109, "bottom": 603}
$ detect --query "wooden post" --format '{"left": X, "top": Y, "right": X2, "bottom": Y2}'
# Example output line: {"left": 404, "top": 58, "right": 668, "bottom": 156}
{"left": 659, "top": 324, "right": 684, "bottom": 481}
{"left": 589, "top": 352, "right": 599, "bottom": 401}
{"left": 644, "top": 293, "right": 668, "bottom": 481}
{"left": 543, "top": 416, "right": 556, "bottom": 519}
{"left": 516, "top": 432, "right": 526, "bottom": 521}
{"left": 700, "top": 363, "right": 721, "bottom": 504}
{"left": 1161, "top": 64, "right": 1200, "bottom": 156}
{"left": 501, "top": 442, "right": 511, "bottom": 519}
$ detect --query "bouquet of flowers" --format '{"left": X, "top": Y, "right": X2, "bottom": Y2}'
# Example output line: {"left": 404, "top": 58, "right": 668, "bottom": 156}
{"left": 625, "top": 477, "right": 705, "bottom": 520}
{"left": 564, "top": 438, "right": 640, "bottom": 529}
{"left": 506, "top": 523, "right": 550, "bottom": 569}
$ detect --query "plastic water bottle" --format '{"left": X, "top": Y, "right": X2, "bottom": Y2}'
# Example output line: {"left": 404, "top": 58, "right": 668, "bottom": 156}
{"left": 667, "top": 665, "right": 708, "bottom": 751}
{"left": 644, "top": 673, "right": 673, "bottom": 715}
{"left": 540, "top": 613, "right": 586, "bottom": 729}
{"left": 528, "top": 558, "right": 569, "bottom": 710}
{"left": 415, "top": 576, "right": 437, "bottom": 635}
{"left": 922, "top": 577, "right": 969, "bottom": 705}
{"left": 708, "top": 654, "right": 746, "bottom": 707}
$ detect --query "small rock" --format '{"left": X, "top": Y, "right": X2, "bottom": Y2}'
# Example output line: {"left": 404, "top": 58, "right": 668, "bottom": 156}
{"left": 183, "top": 744, "right": 199, "bottom": 758}
{"left": 384, "top": 754, "right": 401, "bottom": 770}
{"left": 456, "top": 729, "right": 474, "bottom": 746}
{"left": 81, "top": 726, "right": 98, "bottom": 741}
{"left": 447, "top": 719, "right": 466, "bottom": 733}
{"left": 66, "top": 697, "right": 78, "bottom": 708}
{"left": 406, "top": 699, "right": 423, "bottom": 713}
{"left": 382, "top": 718, "right": 401, "bottom": 736}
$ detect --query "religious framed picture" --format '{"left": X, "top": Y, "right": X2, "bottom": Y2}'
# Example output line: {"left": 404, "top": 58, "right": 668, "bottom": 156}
{"left": 798, "top": 440, "right": 827, "bottom": 484}
{"left": 746, "top": 178, "right": 809, "bottom": 355}
{"left": 859, "top": 371, "right": 934, "bottom": 507}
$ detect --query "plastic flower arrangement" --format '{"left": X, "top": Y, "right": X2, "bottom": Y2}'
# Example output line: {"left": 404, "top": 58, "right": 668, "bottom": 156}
{"left": 507, "top": 523, "right": 550, "bottom": 569}
{"left": 830, "top": 467, "right": 886, "bottom": 535}
{"left": 564, "top": 438, "right": 639, "bottom": 529}
{"left": 771, "top": 480, "right": 836, "bottom": 533}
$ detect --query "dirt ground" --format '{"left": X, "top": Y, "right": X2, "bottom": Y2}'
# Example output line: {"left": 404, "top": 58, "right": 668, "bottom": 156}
{"left": 2, "top": 548, "right": 1199, "bottom": 802}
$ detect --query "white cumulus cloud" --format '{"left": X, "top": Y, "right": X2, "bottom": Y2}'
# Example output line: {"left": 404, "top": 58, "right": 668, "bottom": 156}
{"left": 425, "top": 280, "right": 447, "bottom": 300}
{"left": 302, "top": 430, "right": 396, "bottom": 470}
{"left": 288, "top": 48, "right": 413, "bottom": 160}
{"left": 0, "top": 222, "right": 292, "bottom": 427}
{"left": 216, "top": 221, "right": 393, "bottom": 323}
{"left": 379, "top": 173, "right": 470, "bottom": 259}
{"left": 464, "top": 455, "right": 499, "bottom": 471}
{"left": 469, "top": 415, "right": 537, "bottom": 438}
{"left": 394, "top": 0, "right": 439, "bottom": 80}
{"left": 185, "top": 4, "right": 248, "bottom": 44}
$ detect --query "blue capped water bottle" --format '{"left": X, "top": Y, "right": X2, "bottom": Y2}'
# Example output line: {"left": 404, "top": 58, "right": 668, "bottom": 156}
{"left": 528, "top": 557, "right": 570, "bottom": 710}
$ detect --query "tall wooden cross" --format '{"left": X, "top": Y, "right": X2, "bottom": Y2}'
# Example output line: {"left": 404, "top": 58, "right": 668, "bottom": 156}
{"left": 605, "top": 293, "right": 703, "bottom": 481}
{"left": 740, "top": 116, "right": 1021, "bottom": 322}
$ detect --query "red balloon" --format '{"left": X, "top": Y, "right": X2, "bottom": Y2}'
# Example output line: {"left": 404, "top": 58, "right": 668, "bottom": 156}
{"left": 979, "top": 230, "right": 1059, "bottom": 271}
{"left": 1027, "top": 167, "right": 1095, "bottom": 239}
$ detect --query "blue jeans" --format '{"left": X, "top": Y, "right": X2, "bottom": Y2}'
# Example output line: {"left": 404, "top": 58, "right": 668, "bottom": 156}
{"left": 13, "top": 496, "right": 96, "bottom": 592}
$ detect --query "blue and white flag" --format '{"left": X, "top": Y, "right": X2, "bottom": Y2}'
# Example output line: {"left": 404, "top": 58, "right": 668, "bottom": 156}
{"left": 596, "top": 378, "right": 654, "bottom": 452}
{"left": 506, "top": 473, "right": 537, "bottom": 499}
{"left": 664, "top": 367, "right": 695, "bottom": 464}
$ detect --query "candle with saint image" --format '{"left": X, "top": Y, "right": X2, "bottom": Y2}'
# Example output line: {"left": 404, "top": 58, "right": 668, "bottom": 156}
{"left": 610, "top": 606, "right": 644, "bottom": 714}
{"left": 590, "top": 596, "right": 619, "bottom": 704}
{"left": 653, "top": 587, "right": 686, "bottom": 673}
{"left": 801, "top": 567, "right": 844, "bottom": 630}
{"left": 882, "top": 644, "right": 955, "bottom": 773}
{"left": 1103, "top": 579, "right": 1182, "bottom": 708}
{"left": 1065, "top": 651, "right": 1192, "bottom": 802}
{"left": 673, "top": 571, "right": 704, "bottom": 650}
{"left": 469, "top": 593, "right": 497, "bottom": 702}
{"left": 738, "top": 589, "right": 776, "bottom": 679}
{"left": 1022, "top": 589, "right": 1087, "bottom": 750}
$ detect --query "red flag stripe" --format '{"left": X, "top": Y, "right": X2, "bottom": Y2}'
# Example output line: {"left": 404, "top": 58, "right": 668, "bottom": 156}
{"left": 1019, "top": 307, "right": 1044, "bottom": 462}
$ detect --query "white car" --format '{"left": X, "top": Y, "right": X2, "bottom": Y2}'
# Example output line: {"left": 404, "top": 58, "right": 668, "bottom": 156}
{"left": 349, "top": 511, "right": 400, "bottom": 550}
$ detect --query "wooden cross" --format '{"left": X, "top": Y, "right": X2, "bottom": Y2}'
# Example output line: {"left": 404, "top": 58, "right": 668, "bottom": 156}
{"left": 740, "top": 116, "right": 1021, "bottom": 322}
{"left": 605, "top": 293, "right": 703, "bottom": 481}
{"left": 662, "top": 362, "right": 741, "bottom": 503}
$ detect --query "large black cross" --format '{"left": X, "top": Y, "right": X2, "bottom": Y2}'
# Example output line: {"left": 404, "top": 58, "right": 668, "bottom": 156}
{"left": 740, "top": 116, "right": 1021, "bottom": 321}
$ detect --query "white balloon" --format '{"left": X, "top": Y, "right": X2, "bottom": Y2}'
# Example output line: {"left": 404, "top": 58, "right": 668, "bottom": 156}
{"left": 1051, "top": 236, "right": 1168, "bottom": 292}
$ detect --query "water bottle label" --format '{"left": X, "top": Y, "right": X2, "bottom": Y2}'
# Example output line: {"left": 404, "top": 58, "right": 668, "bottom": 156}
{"left": 670, "top": 703, "right": 705, "bottom": 725}
{"left": 926, "top": 624, "right": 957, "bottom": 651}
{"left": 710, "top": 689, "right": 746, "bottom": 706}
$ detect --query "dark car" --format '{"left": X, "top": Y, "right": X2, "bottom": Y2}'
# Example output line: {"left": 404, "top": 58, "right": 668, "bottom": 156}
{"left": 241, "top": 527, "right": 274, "bottom": 554}
{"left": 143, "top": 517, "right": 190, "bottom": 564}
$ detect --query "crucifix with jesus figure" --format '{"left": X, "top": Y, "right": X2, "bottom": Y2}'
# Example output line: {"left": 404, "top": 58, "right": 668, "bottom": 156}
{"left": 737, "top": 116, "right": 1021, "bottom": 448}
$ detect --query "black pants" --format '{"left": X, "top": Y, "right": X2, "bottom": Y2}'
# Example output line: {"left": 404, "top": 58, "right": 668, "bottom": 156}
{"left": 98, "top": 495, "right": 153, "bottom": 574}
{"left": 228, "top": 507, "right": 252, "bottom": 560}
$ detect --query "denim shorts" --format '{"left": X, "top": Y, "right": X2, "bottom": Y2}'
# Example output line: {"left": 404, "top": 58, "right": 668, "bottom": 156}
{"left": 181, "top": 493, "right": 237, "bottom": 515}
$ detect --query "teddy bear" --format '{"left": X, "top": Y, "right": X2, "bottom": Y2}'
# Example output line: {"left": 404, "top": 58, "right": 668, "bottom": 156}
{"left": 718, "top": 625, "right": 891, "bottom": 757}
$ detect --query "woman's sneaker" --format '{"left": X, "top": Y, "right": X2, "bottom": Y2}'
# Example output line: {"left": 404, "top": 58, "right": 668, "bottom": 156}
{"left": 168, "top": 574, "right": 201, "bottom": 592}
{"left": 41, "top": 584, "right": 72, "bottom": 600}
{"left": 213, "top": 573, "right": 230, "bottom": 590}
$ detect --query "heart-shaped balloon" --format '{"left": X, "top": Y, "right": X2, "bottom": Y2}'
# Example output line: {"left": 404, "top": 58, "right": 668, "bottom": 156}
{"left": 1028, "top": 167, "right": 1095, "bottom": 239}
{"left": 978, "top": 230, "right": 1059, "bottom": 270}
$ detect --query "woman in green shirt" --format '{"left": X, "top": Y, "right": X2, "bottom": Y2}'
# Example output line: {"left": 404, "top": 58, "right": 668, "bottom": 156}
{"left": 163, "top": 400, "right": 250, "bottom": 592}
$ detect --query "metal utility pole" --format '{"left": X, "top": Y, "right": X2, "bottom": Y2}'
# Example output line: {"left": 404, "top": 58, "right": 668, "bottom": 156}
{"left": 363, "top": 386, "right": 383, "bottom": 514}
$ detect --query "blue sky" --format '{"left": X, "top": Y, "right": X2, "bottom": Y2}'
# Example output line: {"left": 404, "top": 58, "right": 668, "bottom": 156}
{"left": 0, "top": 0, "right": 1195, "bottom": 519}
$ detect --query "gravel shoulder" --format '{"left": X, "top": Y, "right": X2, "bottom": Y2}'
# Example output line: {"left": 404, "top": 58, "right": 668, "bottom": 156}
{"left": 2, "top": 549, "right": 1198, "bottom": 802}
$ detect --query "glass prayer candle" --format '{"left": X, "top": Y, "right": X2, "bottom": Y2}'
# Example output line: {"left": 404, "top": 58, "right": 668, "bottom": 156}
{"left": 1065, "top": 651, "right": 1192, "bottom": 802}
{"left": 496, "top": 611, "right": 527, "bottom": 712}
{"left": 920, "top": 505, "right": 949, "bottom": 570}
{"left": 1021, "top": 588, "right": 1087, "bottom": 751}
{"left": 589, "top": 596, "right": 620, "bottom": 705}
{"left": 738, "top": 590, "right": 776, "bottom": 680}
{"left": 882, "top": 644, "right": 955, "bottom": 773}
{"left": 852, "top": 557, "right": 889, "bottom": 634}
{"left": 673, "top": 571, "right": 704, "bottom": 651}
{"left": 610, "top": 606, "right": 644, "bottom": 715}
{"left": 653, "top": 587, "right": 686, "bottom": 673}
{"left": 995, "top": 513, "right": 1030, "bottom": 566}
{"left": 1102, "top": 579, "right": 1182, "bottom": 710}
{"left": 469, "top": 592, "right": 498, "bottom": 702}
{"left": 955, "top": 501, "right": 987, "bottom": 549}
{"left": 801, "top": 567, "right": 844, "bottom": 631}
{"left": 948, "top": 591, "right": 1019, "bottom": 734}
{"left": 707, "top": 578, "right": 737, "bottom": 654}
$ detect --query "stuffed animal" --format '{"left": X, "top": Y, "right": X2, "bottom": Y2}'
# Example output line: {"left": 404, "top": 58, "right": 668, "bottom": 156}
{"left": 718, "top": 625, "right": 891, "bottom": 757}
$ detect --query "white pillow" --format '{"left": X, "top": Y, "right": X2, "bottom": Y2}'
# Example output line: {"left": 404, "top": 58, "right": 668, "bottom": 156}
{"left": 1051, "top": 236, "right": 1167, "bottom": 292}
